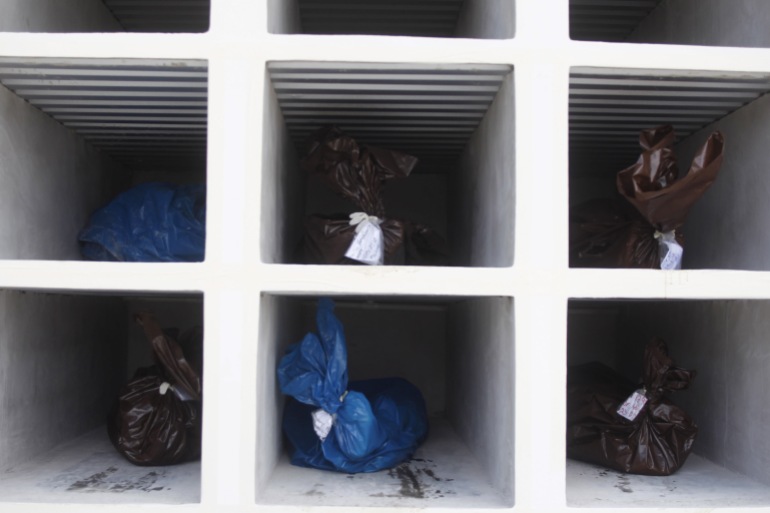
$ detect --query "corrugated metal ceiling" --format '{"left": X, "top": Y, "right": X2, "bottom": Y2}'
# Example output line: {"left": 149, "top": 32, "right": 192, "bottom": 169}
{"left": 570, "top": 0, "right": 662, "bottom": 42}
{"left": 102, "top": 0, "right": 210, "bottom": 33}
{"left": 267, "top": 61, "right": 511, "bottom": 160}
{"left": 570, "top": 68, "right": 770, "bottom": 174}
{"left": 0, "top": 58, "right": 208, "bottom": 169}
{"left": 297, "top": 0, "right": 465, "bottom": 37}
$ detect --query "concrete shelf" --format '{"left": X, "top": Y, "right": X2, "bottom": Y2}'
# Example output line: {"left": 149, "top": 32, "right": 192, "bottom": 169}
{"left": 260, "top": 419, "right": 509, "bottom": 509}
{"left": 0, "top": 428, "right": 200, "bottom": 505}
{"left": 2, "top": 1, "right": 770, "bottom": 512}
{"left": 255, "top": 295, "right": 515, "bottom": 508}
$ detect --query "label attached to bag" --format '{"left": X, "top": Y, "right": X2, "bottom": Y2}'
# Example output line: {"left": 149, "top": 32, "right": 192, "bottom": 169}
{"left": 617, "top": 389, "right": 648, "bottom": 421}
{"left": 345, "top": 220, "right": 384, "bottom": 265}
{"left": 312, "top": 409, "right": 334, "bottom": 442}
{"left": 656, "top": 231, "right": 683, "bottom": 270}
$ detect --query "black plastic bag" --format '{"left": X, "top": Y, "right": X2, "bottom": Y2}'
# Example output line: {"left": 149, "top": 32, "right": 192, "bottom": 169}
{"left": 566, "top": 337, "right": 697, "bottom": 476}
{"left": 107, "top": 313, "right": 203, "bottom": 466}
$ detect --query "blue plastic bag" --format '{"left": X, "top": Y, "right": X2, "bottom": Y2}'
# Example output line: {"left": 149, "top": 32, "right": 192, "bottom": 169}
{"left": 79, "top": 182, "right": 205, "bottom": 262}
{"left": 278, "top": 299, "right": 428, "bottom": 473}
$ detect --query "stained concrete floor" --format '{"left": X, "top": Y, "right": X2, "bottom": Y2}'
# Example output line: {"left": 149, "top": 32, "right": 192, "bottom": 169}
{"left": 258, "top": 419, "right": 512, "bottom": 508}
{"left": 0, "top": 427, "right": 200, "bottom": 504}
{"left": 567, "top": 455, "right": 770, "bottom": 508}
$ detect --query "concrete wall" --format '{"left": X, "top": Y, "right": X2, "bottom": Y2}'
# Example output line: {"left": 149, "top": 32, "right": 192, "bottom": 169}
{"left": 570, "top": 300, "right": 770, "bottom": 487}
{"left": 259, "top": 77, "right": 305, "bottom": 264}
{"left": 0, "top": 84, "right": 122, "bottom": 260}
{"left": 125, "top": 298, "right": 204, "bottom": 380}
{"left": 0, "top": 290, "right": 126, "bottom": 469}
{"left": 627, "top": 0, "right": 770, "bottom": 47}
{"left": 266, "top": 0, "right": 301, "bottom": 34}
{"left": 310, "top": 301, "right": 448, "bottom": 414}
{"left": 255, "top": 296, "right": 307, "bottom": 494}
{"left": 267, "top": 0, "right": 514, "bottom": 38}
{"left": 452, "top": 73, "right": 515, "bottom": 267}
{"left": 0, "top": 0, "right": 122, "bottom": 32}
{"left": 673, "top": 91, "right": 770, "bottom": 270}
{"left": 455, "top": 0, "right": 515, "bottom": 39}
{"left": 619, "top": 300, "right": 770, "bottom": 487}
{"left": 567, "top": 303, "right": 621, "bottom": 369}
{"left": 447, "top": 297, "right": 515, "bottom": 503}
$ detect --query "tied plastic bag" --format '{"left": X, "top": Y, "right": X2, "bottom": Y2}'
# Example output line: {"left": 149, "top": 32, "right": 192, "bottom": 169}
{"left": 301, "top": 126, "right": 418, "bottom": 217}
{"left": 299, "top": 126, "right": 448, "bottom": 266}
{"left": 107, "top": 313, "right": 202, "bottom": 466}
{"left": 301, "top": 215, "right": 449, "bottom": 266}
{"left": 571, "top": 125, "right": 724, "bottom": 268}
{"left": 566, "top": 337, "right": 697, "bottom": 476}
{"left": 79, "top": 182, "right": 205, "bottom": 262}
{"left": 278, "top": 299, "right": 428, "bottom": 473}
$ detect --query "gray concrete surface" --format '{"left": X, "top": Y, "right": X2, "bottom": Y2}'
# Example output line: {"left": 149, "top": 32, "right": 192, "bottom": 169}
{"left": 0, "top": 428, "right": 200, "bottom": 504}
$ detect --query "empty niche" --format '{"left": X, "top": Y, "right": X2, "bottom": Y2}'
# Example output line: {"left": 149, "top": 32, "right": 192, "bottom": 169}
{"left": 569, "top": 67, "right": 770, "bottom": 270}
{"left": 0, "top": 58, "right": 208, "bottom": 262}
{"left": 571, "top": 0, "right": 770, "bottom": 48}
{"left": 268, "top": 0, "right": 514, "bottom": 39}
{"left": 255, "top": 295, "right": 515, "bottom": 508}
{"left": 0, "top": 0, "right": 210, "bottom": 33}
{"left": 0, "top": 289, "right": 203, "bottom": 504}
{"left": 567, "top": 299, "right": 770, "bottom": 508}
{"left": 261, "top": 61, "right": 515, "bottom": 268}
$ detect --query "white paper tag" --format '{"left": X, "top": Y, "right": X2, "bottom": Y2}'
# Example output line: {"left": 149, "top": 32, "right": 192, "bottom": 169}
{"left": 312, "top": 409, "right": 334, "bottom": 441}
{"left": 657, "top": 231, "right": 683, "bottom": 270}
{"left": 345, "top": 220, "right": 384, "bottom": 265}
{"left": 617, "top": 389, "right": 648, "bottom": 421}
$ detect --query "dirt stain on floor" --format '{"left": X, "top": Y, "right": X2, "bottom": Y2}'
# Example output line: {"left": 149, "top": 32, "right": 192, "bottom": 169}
{"left": 388, "top": 464, "right": 424, "bottom": 498}
{"left": 615, "top": 474, "right": 633, "bottom": 494}
{"left": 67, "top": 467, "right": 168, "bottom": 493}
{"left": 372, "top": 458, "right": 459, "bottom": 500}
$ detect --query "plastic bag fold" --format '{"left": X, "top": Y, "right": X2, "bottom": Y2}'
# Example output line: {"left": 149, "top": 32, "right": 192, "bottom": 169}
{"left": 278, "top": 299, "right": 428, "bottom": 473}
{"left": 79, "top": 182, "right": 206, "bottom": 262}
{"left": 566, "top": 337, "right": 697, "bottom": 476}
{"left": 298, "top": 126, "right": 448, "bottom": 266}
{"left": 301, "top": 126, "right": 418, "bottom": 217}
{"left": 108, "top": 313, "right": 203, "bottom": 466}
{"left": 571, "top": 125, "right": 724, "bottom": 268}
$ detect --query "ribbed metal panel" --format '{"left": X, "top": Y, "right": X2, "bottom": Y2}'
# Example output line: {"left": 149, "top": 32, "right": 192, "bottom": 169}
{"left": 268, "top": 62, "right": 511, "bottom": 160}
{"left": 0, "top": 58, "right": 207, "bottom": 169}
{"left": 570, "top": 0, "right": 662, "bottom": 42}
{"left": 570, "top": 68, "right": 770, "bottom": 174}
{"left": 102, "top": 0, "right": 210, "bottom": 33}
{"left": 297, "top": 0, "right": 465, "bottom": 37}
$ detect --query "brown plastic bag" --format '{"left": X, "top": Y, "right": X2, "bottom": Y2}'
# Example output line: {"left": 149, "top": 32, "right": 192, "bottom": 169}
{"left": 566, "top": 338, "right": 697, "bottom": 476}
{"left": 107, "top": 313, "right": 202, "bottom": 466}
{"left": 299, "top": 126, "right": 448, "bottom": 265}
{"left": 301, "top": 126, "right": 418, "bottom": 217}
{"left": 571, "top": 125, "right": 724, "bottom": 268}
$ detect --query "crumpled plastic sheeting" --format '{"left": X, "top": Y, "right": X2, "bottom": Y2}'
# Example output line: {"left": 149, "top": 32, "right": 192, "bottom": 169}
{"left": 571, "top": 125, "right": 724, "bottom": 268}
{"left": 566, "top": 337, "right": 698, "bottom": 476}
{"left": 617, "top": 125, "right": 724, "bottom": 234}
{"left": 301, "top": 126, "right": 418, "bottom": 217}
{"left": 278, "top": 299, "right": 429, "bottom": 473}
{"left": 79, "top": 182, "right": 206, "bottom": 262}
